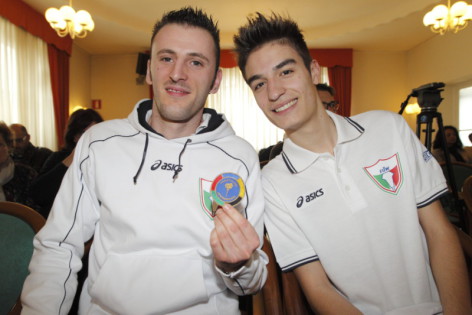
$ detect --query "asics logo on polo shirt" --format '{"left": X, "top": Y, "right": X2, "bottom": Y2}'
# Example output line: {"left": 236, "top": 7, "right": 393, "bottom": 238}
{"left": 151, "top": 160, "right": 183, "bottom": 172}
{"left": 296, "top": 188, "right": 324, "bottom": 208}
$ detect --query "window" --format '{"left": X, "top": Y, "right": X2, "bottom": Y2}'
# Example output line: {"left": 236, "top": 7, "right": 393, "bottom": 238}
{"left": 458, "top": 86, "right": 472, "bottom": 146}
{"left": 0, "top": 17, "right": 57, "bottom": 150}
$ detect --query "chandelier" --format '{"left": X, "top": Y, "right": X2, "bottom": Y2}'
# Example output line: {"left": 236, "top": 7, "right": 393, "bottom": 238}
{"left": 45, "top": 1, "right": 95, "bottom": 39}
{"left": 423, "top": 0, "right": 472, "bottom": 34}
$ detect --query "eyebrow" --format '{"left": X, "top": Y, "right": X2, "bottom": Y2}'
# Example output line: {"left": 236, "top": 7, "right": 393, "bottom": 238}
{"left": 156, "top": 49, "right": 210, "bottom": 63}
{"left": 247, "top": 58, "right": 297, "bottom": 86}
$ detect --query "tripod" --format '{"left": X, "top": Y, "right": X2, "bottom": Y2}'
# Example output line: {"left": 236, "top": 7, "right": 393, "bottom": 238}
{"left": 400, "top": 83, "right": 466, "bottom": 231}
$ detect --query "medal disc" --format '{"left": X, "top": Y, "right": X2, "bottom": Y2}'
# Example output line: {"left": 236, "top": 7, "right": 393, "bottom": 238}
{"left": 210, "top": 173, "right": 245, "bottom": 207}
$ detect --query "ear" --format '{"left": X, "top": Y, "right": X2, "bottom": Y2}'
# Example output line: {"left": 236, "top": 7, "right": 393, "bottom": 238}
{"left": 310, "top": 59, "right": 321, "bottom": 85}
{"left": 209, "top": 68, "right": 223, "bottom": 94}
{"left": 145, "top": 59, "right": 152, "bottom": 85}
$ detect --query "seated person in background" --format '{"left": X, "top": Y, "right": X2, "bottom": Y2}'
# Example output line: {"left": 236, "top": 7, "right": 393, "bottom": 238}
{"left": 234, "top": 13, "right": 471, "bottom": 314}
{"left": 29, "top": 108, "right": 103, "bottom": 218}
{"left": 9, "top": 123, "right": 52, "bottom": 172}
{"left": 432, "top": 125, "right": 472, "bottom": 164}
{"left": 316, "top": 83, "right": 339, "bottom": 113}
{"left": 0, "top": 121, "right": 38, "bottom": 210}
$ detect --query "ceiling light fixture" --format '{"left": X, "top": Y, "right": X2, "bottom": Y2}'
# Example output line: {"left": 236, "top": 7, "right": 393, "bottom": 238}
{"left": 423, "top": 0, "right": 472, "bottom": 34}
{"left": 45, "top": 1, "right": 94, "bottom": 39}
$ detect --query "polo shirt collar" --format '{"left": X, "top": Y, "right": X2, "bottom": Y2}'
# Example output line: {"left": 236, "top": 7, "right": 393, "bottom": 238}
{"left": 281, "top": 111, "right": 365, "bottom": 174}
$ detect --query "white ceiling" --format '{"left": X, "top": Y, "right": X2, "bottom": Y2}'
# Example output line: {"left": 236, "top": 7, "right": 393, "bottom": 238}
{"left": 23, "top": 0, "right": 443, "bottom": 55}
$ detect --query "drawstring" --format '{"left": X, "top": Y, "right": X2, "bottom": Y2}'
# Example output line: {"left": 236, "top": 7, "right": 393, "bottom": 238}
{"left": 133, "top": 133, "right": 149, "bottom": 184}
{"left": 173, "top": 138, "right": 192, "bottom": 182}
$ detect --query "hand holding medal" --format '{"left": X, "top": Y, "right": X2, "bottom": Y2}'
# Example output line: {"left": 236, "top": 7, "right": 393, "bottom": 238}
{"left": 209, "top": 173, "right": 260, "bottom": 273}
{"left": 210, "top": 172, "right": 245, "bottom": 216}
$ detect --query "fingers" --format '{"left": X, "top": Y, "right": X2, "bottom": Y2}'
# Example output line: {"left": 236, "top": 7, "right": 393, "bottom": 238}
{"left": 211, "top": 204, "right": 260, "bottom": 267}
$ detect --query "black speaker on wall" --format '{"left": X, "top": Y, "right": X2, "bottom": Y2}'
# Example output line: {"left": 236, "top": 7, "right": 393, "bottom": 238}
{"left": 136, "top": 52, "right": 150, "bottom": 75}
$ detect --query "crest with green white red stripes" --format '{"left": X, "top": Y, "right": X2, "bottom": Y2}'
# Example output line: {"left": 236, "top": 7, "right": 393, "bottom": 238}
{"left": 364, "top": 153, "right": 403, "bottom": 194}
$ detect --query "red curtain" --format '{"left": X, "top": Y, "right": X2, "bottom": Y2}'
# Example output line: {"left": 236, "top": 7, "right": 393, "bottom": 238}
{"left": 328, "top": 66, "right": 352, "bottom": 117}
{"left": 48, "top": 45, "right": 70, "bottom": 148}
{"left": 311, "top": 49, "right": 352, "bottom": 116}
{"left": 1, "top": 0, "right": 72, "bottom": 146}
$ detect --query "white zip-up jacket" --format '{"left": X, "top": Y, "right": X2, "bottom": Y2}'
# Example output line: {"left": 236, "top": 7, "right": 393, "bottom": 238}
{"left": 21, "top": 100, "right": 268, "bottom": 315}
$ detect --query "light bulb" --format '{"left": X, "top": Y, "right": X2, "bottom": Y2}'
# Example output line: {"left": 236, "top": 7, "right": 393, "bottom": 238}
{"left": 45, "top": 8, "right": 60, "bottom": 23}
{"left": 59, "top": 5, "right": 76, "bottom": 22}
{"left": 423, "top": 11, "right": 435, "bottom": 26}
{"left": 432, "top": 4, "right": 449, "bottom": 20}
{"left": 75, "top": 10, "right": 92, "bottom": 25}
{"left": 451, "top": 1, "right": 468, "bottom": 18}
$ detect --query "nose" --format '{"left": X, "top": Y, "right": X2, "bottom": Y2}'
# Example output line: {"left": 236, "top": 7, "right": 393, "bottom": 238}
{"left": 267, "top": 79, "right": 284, "bottom": 102}
{"left": 169, "top": 60, "right": 187, "bottom": 82}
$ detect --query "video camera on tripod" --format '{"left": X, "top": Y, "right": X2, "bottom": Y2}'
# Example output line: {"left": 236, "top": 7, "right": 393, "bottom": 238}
{"left": 400, "top": 82, "right": 465, "bottom": 230}
{"left": 411, "top": 82, "right": 445, "bottom": 110}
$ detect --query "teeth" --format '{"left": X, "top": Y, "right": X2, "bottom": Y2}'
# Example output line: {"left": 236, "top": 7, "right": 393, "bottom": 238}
{"left": 167, "top": 88, "right": 186, "bottom": 94}
{"left": 275, "top": 99, "right": 296, "bottom": 112}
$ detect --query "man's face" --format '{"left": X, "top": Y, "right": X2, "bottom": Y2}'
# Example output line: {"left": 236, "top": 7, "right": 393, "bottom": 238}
{"left": 10, "top": 125, "right": 29, "bottom": 154}
{"left": 244, "top": 42, "right": 320, "bottom": 133}
{"left": 146, "top": 23, "right": 222, "bottom": 130}
{"left": 318, "top": 90, "right": 339, "bottom": 113}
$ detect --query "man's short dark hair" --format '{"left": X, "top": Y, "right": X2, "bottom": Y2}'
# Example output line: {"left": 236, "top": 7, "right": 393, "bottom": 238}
{"left": 150, "top": 7, "right": 220, "bottom": 75}
{"left": 316, "top": 83, "right": 336, "bottom": 96}
{"left": 233, "top": 12, "right": 312, "bottom": 80}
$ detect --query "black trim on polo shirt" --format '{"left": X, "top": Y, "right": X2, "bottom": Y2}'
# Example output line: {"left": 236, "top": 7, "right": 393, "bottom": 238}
{"left": 281, "top": 151, "right": 297, "bottom": 174}
{"left": 343, "top": 116, "right": 365, "bottom": 133}
{"left": 417, "top": 187, "right": 448, "bottom": 208}
{"left": 281, "top": 255, "right": 319, "bottom": 272}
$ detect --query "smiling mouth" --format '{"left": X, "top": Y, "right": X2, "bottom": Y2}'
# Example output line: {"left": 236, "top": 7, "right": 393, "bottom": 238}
{"left": 166, "top": 87, "right": 190, "bottom": 95}
{"left": 274, "top": 99, "right": 297, "bottom": 113}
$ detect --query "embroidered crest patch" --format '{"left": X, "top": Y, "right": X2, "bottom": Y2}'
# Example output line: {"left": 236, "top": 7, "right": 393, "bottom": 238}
{"left": 199, "top": 178, "right": 216, "bottom": 219}
{"left": 364, "top": 153, "right": 403, "bottom": 194}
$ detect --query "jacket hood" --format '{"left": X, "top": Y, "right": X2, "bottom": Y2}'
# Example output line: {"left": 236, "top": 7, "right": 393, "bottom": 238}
{"left": 128, "top": 99, "right": 235, "bottom": 144}
{"left": 128, "top": 99, "right": 237, "bottom": 183}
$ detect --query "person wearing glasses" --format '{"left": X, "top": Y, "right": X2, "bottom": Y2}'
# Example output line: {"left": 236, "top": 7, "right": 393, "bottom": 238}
{"left": 9, "top": 123, "right": 52, "bottom": 173}
{"left": 316, "top": 83, "right": 339, "bottom": 113}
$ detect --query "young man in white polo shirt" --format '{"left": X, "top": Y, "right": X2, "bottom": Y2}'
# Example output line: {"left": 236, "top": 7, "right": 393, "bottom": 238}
{"left": 234, "top": 13, "right": 471, "bottom": 314}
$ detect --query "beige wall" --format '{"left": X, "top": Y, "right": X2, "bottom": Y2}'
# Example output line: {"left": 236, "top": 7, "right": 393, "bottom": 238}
{"left": 69, "top": 44, "right": 91, "bottom": 114}
{"left": 90, "top": 54, "right": 150, "bottom": 120}
{"left": 351, "top": 51, "right": 413, "bottom": 125}
{"left": 407, "top": 25, "right": 472, "bottom": 127}
{"left": 351, "top": 26, "right": 472, "bottom": 132}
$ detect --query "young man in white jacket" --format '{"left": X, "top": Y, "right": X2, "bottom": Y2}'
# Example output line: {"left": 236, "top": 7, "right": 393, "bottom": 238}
{"left": 21, "top": 7, "right": 267, "bottom": 314}
{"left": 234, "top": 13, "right": 471, "bottom": 315}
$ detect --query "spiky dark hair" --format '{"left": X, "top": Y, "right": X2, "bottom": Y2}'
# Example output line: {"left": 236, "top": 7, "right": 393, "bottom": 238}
{"left": 150, "top": 7, "right": 220, "bottom": 74}
{"left": 234, "top": 12, "right": 312, "bottom": 80}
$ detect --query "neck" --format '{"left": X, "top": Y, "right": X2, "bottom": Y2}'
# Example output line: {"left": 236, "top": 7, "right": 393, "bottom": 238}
{"left": 149, "top": 110, "right": 203, "bottom": 140}
{"left": 287, "top": 110, "right": 337, "bottom": 154}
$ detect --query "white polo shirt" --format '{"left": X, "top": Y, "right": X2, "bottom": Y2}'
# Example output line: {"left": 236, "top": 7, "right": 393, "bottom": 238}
{"left": 263, "top": 110, "right": 448, "bottom": 315}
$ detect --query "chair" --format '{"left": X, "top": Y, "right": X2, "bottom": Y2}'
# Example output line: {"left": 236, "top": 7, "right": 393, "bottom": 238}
{"left": 440, "top": 162, "right": 472, "bottom": 194}
{"left": 0, "top": 201, "right": 45, "bottom": 315}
